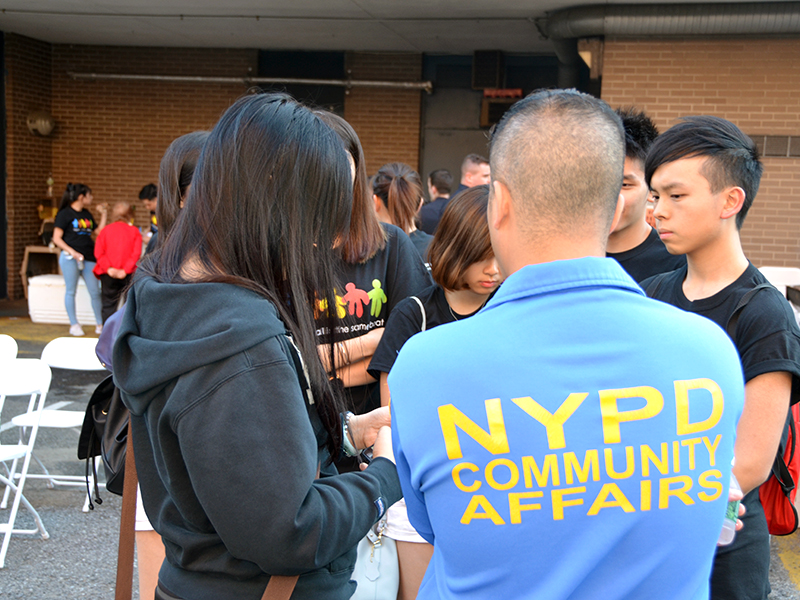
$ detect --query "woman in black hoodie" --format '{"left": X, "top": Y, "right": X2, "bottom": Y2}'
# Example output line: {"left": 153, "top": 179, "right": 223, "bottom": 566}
{"left": 113, "top": 94, "right": 401, "bottom": 600}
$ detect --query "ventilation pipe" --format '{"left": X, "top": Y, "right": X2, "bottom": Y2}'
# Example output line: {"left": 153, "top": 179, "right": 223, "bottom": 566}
{"left": 536, "top": 2, "right": 800, "bottom": 88}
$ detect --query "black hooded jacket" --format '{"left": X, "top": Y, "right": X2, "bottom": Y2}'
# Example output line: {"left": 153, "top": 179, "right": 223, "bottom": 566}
{"left": 113, "top": 275, "right": 402, "bottom": 600}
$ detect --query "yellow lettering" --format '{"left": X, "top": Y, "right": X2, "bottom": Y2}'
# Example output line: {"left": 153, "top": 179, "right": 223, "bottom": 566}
{"left": 675, "top": 378, "right": 724, "bottom": 435}
{"left": 551, "top": 487, "right": 586, "bottom": 520}
{"left": 508, "top": 491, "right": 544, "bottom": 524}
{"left": 587, "top": 483, "right": 636, "bottom": 515}
{"left": 439, "top": 399, "right": 510, "bottom": 460}
{"left": 659, "top": 476, "right": 695, "bottom": 509}
{"left": 485, "top": 458, "right": 519, "bottom": 491}
{"left": 452, "top": 462, "right": 481, "bottom": 492}
{"left": 681, "top": 438, "right": 702, "bottom": 470}
{"left": 600, "top": 386, "right": 664, "bottom": 444}
{"left": 641, "top": 479, "right": 652, "bottom": 511}
{"left": 698, "top": 469, "right": 723, "bottom": 502}
{"left": 640, "top": 443, "right": 669, "bottom": 477}
{"left": 672, "top": 441, "right": 680, "bottom": 473}
{"left": 512, "top": 393, "right": 588, "bottom": 450}
{"left": 604, "top": 446, "right": 635, "bottom": 479}
{"left": 460, "top": 495, "right": 506, "bottom": 525}
{"left": 564, "top": 450, "right": 600, "bottom": 484}
{"left": 702, "top": 435, "right": 721, "bottom": 467}
{"left": 522, "top": 455, "right": 561, "bottom": 488}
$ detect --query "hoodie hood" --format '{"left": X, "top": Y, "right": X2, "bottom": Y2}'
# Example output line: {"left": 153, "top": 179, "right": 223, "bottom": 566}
{"left": 113, "top": 275, "right": 285, "bottom": 416}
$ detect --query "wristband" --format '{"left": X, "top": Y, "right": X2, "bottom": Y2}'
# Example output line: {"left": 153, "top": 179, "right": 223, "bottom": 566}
{"left": 342, "top": 411, "right": 358, "bottom": 457}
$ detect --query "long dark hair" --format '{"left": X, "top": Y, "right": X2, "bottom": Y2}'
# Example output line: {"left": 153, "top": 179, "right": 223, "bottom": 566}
{"left": 142, "top": 93, "right": 351, "bottom": 454}
{"left": 372, "top": 162, "right": 423, "bottom": 234}
{"left": 314, "top": 111, "right": 386, "bottom": 264}
{"left": 157, "top": 131, "right": 209, "bottom": 238}
{"left": 59, "top": 183, "right": 92, "bottom": 211}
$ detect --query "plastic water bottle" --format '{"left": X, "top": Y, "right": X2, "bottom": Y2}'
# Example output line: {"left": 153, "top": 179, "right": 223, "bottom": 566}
{"left": 77, "top": 258, "right": 84, "bottom": 271}
{"left": 718, "top": 471, "right": 742, "bottom": 546}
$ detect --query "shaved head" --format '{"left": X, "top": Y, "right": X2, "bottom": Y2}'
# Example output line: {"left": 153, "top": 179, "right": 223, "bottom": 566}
{"left": 490, "top": 89, "right": 625, "bottom": 238}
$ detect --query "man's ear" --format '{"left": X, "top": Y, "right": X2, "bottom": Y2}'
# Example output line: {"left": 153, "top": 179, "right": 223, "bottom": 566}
{"left": 490, "top": 180, "right": 512, "bottom": 231}
{"left": 720, "top": 187, "right": 746, "bottom": 221}
{"left": 609, "top": 193, "right": 625, "bottom": 234}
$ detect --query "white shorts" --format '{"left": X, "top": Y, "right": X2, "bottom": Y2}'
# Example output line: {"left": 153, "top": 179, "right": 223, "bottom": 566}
{"left": 383, "top": 498, "right": 427, "bottom": 544}
{"left": 135, "top": 484, "right": 155, "bottom": 532}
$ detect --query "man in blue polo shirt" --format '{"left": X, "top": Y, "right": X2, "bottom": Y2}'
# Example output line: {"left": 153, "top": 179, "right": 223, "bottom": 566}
{"left": 389, "top": 90, "right": 745, "bottom": 600}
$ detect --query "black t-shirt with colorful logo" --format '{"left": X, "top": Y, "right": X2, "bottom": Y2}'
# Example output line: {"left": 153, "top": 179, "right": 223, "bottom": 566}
{"left": 54, "top": 206, "right": 97, "bottom": 262}
{"left": 315, "top": 223, "right": 433, "bottom": 414}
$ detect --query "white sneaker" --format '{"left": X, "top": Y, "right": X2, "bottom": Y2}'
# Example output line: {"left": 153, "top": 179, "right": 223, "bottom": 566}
{"left": 69, "top": 324, "right": 85, "bottom": 337}
{"left": 95, "top": 324, "right": 103, "bottom": 335}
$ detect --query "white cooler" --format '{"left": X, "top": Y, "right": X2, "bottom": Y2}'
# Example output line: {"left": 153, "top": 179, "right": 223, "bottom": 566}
{"left": 28, "top": 274, "right": 97, "bottom": 325}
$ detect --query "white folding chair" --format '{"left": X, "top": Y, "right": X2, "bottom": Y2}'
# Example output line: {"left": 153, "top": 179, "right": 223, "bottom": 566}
{"left": 0, "top": 358, "right": 51, "bottom": 568}
{"left": 0, "top": 335, "right": 17, "bottom": 362}
{"left": 5, "top": 337, "right": 105, "bottom": 512}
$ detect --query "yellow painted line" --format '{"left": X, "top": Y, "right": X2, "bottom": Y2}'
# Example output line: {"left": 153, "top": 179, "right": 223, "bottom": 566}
{"left": 0, "top": 317, "right": 100, "bottom": 348}
{"left": 775, "top": 532, "right": 800, "bottom": 589}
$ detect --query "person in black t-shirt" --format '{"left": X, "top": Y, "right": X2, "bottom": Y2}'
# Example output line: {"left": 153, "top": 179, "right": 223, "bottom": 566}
{"left": 606, "top": 108, "right": 686, "bottom": 283}
{"left": 642, "top": 116, "right": 800, "bottom": 600}
{"left": 52, "top": 182, "right": 107, "bottom": 336}
{"left": 313, "top": 113, "right": 433, "bottom": 421}
{"left": 417, "top": 169, "right": 452, "bottom": 236}
{"left": 368, "top": 185, "right": 501, "bottom": 600}
{"left": 372, "top": 162, "right": 433, "bottom": 266}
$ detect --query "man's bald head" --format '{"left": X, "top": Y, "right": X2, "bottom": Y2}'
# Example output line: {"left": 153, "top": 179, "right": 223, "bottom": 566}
{"left": 490, "top": 89, "right": 625, "bottom": 238}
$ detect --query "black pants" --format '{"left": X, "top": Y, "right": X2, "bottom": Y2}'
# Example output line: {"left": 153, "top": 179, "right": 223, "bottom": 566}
{"left": 99, "top": 273, "right": 130, "bottom": 323}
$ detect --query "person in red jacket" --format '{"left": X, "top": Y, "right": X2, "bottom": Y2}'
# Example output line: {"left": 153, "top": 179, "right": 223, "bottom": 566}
{"left": 93, "top": 201, "right": 142, "bottom": 323}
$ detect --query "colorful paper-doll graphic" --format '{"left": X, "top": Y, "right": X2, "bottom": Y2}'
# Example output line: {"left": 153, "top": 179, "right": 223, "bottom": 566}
{"left": 367, "top": 279, "right": 388, "bottom": 317}
{"left": 343, "top": 282, "right": 370, "bottom": 318}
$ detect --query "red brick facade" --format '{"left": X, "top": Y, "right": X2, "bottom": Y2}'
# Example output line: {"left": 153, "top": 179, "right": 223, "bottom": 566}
{"left": 5, "top": 35, "right": 52, "bottom": 299}
{"left": 602, "top": 38, "right": 800, "bottom": 268}
{"left": 3, "top": 36, "right": 424, "bottom": 298}
{"left": 344, "top": 52, "right": 423, "bottom": 174}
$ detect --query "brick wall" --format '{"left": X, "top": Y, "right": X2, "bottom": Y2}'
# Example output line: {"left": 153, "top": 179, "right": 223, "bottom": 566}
{"left": 344, "top": 52, "right": 423, "bottom": 174}
{"left": 602, "top": 38, "right": 800, "bottom": 267}
{"left": 3, "top": 43, "right": 425, "bottom": 298}
{"left": 51, "top": 45, "right": 258, "bottom": 239}
{"left": 5, "top": 34, "right": 53, "bottom": 300}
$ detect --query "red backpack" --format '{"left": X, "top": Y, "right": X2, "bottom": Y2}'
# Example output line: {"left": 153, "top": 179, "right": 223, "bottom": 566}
{"left": 758, "top": 403, "right": 800, "bottom": 535}
{"left": 728, "top": 284, "right": 800, "bottom": 536}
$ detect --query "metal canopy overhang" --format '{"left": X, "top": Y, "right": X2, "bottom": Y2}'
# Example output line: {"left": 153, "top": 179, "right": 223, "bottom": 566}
{"left": 0, "top": 0, "right": 784, "bottom": 55}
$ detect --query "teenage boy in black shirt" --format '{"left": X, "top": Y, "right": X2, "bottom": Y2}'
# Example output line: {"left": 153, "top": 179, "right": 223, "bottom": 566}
{"left": 642, "top": 116, "right": 800, "bottom": 600}
{"left": 606, "top": 108, "right": 686, "bottom": 283}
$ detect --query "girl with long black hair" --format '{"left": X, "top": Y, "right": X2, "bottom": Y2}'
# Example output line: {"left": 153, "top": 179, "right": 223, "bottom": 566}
{"left": 113, "top": 94, "right": 400, "bottom": 600}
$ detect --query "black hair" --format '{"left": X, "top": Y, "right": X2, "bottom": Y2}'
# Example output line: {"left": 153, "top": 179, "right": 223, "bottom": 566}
{"left": 314, "top": 111, "right": 386, "bottom": 264}
{"left": 644, "top": 116, "right": 763, "bottom": 229}
{"left": 138, "top": 183, "right": 158, "bottom": 201}
{"left": 615, "top": 107, "right": 659, "bottom": 164}
{"left": 141, "top": 93, "right": 352, "bottom": 456}
{"left": 372, "top": 163, "right": 423, "bottom": 234}
{"left": 428, "top": 169, "right": 453, "bottom": 195}
{"left": 157, "top": 131, "right": 209, "bottom": 239}
{"left": 59, "top": 183, "right": 92, "bottom": 211}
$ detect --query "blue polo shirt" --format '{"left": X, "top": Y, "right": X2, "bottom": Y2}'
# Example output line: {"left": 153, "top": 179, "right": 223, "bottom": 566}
{"left": 390, "top": 257, "right": 744, "bottom": 600}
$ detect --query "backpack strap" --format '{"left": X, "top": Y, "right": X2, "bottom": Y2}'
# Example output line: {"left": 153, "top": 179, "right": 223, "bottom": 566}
{"left": 725, "top": 283, "right": 775, "bottom": 340}
{"left": 283, "top": 334, "right": 314, "bottom": 405}
{"left": 644, "top": 272, "right": 671, "bottom": 298}
{"left": 115, "top": 422, "right": 137, "bottom": 600}
{"left": 410, "top": 296, "right": 427, "bottom": 332}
